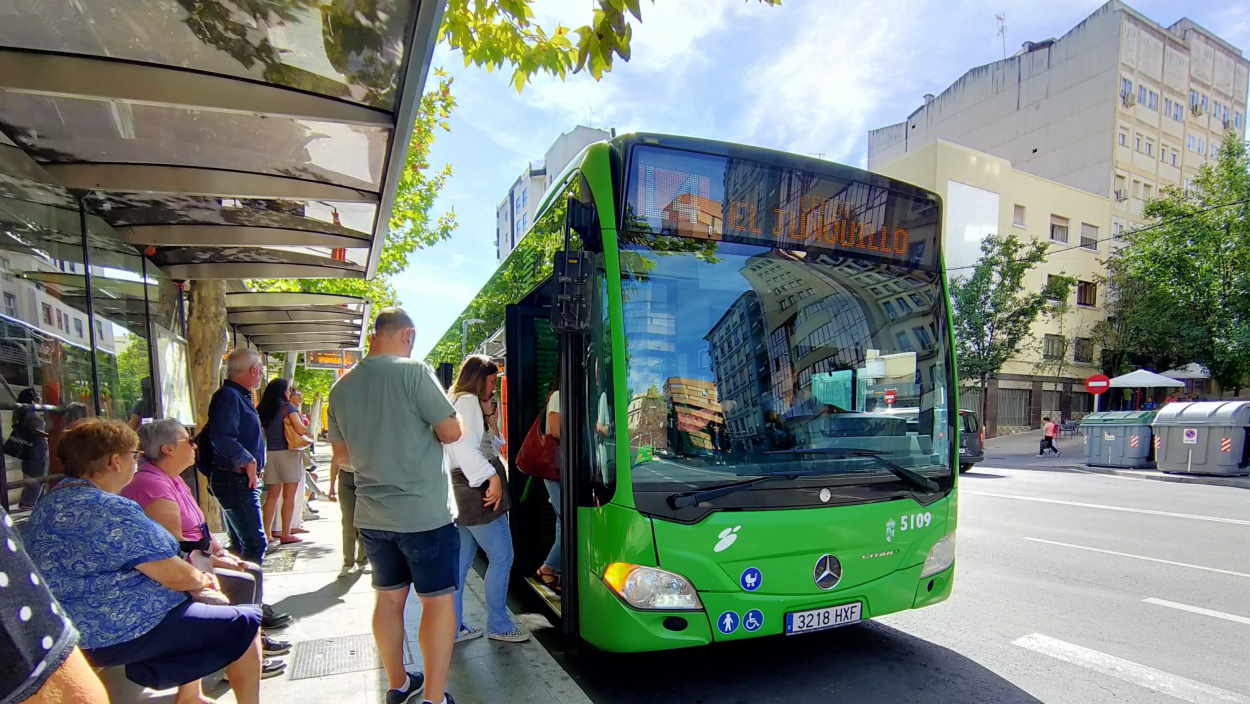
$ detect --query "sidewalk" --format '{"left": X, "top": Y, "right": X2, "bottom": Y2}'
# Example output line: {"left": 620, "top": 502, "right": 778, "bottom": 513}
{"left": 105, "top": 461, "right": 591, "bottom": 703}
{"left": 979, "top": 431, "right": 1250, "bottom": 488}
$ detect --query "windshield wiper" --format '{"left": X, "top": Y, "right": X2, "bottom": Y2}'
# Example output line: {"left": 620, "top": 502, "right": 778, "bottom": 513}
{"left": 764, "top": 448, "right": 941, "bottom": 493}
{"left": 666, "top": 473, "right": 802, "bottom": 509}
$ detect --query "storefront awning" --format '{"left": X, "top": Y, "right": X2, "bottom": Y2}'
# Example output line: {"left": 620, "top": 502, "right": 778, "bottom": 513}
{"left": 226, "top": 291, "right": 368, "bottom": 353}
{"left": 0, "top": 0, "right": 447, "bottom": 280}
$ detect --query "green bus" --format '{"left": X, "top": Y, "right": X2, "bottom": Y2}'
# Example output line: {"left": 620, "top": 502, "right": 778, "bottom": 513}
{"left": 429, "top": 133, "right": 957, "bottom": 652}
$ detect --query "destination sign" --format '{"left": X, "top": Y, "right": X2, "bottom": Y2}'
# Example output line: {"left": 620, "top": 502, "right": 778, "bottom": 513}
{"left": 625, "top": 145, "right": 938, "bottom": 266}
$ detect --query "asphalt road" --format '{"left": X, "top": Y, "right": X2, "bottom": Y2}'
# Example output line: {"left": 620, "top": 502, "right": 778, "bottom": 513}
{"left": 534, "top": 463, "right": 1250, "bottom": 703}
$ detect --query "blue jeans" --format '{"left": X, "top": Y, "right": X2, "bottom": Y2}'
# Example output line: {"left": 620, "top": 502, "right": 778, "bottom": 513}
{"left": 209, "top": 471, "right": 268, "bottom": 564}
{"left": 543, "top": 479, "right": 561, "bottom": 572}
{"left": 454, "top": 515, "right": 516, "bottom": 635}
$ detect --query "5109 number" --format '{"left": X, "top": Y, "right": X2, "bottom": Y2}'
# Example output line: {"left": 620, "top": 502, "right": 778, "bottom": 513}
{"left": 899, "top": 512, "right": 932, "bottom": 531}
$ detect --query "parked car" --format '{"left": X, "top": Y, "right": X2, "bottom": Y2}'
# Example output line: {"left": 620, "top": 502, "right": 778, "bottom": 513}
{"left": 959, "top": 410, "right": 984, "bottom": 472}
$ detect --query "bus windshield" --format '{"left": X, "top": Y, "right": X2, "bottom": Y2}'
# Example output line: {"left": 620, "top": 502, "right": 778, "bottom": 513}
{"left": 619, "top": 144, "right": 952, "bottom": 508}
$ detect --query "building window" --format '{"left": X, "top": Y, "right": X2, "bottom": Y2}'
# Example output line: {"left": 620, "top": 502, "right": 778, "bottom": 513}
{"left": 1114, "top": 174, "right": 1127, "bottom": 200}
{"left": 55, "top": 310, "right": 64, "bottom": 330}
{"left": 41, "top": 303, "right": 52, "bottom": 325}
{"left": 1173, "top": 102, "right": 1183, "bottom": 121}
{"left": 1138, "top": 85, "right": 1147, "bottom": 105}
{"left": 1170, "top": 149, "right": 1179, "bottom": 166}
{"left": 1013, "top": 204, "right": 1026, "bottom": 227}
{"left": 1189, "top": 89, "right": 1199, "bottom": 108}
{"left": 1043, "top": 334, "right": 1066, "bottom": 360}
{"left": 895, "top": 296, "right": 913, "bottom": 313}
{"left": 1120, "top": 77, "right": 1133, "bottom": 97}
{"left": 1113, "top": 221, "right": 1124, "bottom": 238}
{"left": 1164, "top": 97, "right": 1173, "bottom": 117}
{"left": 1118, "top": 128, "right": 1128, "bottom": 147}
{"left": 1073, "top": 337, "right": 1094, "bottom": 363}
{"left": 1080, "top": 223, "right": 1098, "bottom": 251}
{"left": 1077, "top": 281, "right": 1097, "bottom": 307}
{"left": 1132, "top": 179, "right": 1142, "bottom": 198}
{"left": 1147, "top": 89, "right": 1158, "bottom": 110}
{"left": 1143, "top": 139, "right": 1153, "bottom": 157}
{"left": 883, "top": 300, "right": 897, "bottom": 319}
{"left": 1135, "top": 134, "right": 1142, "bottom": 152}
{"left": 1046, "top": 275, "right": 1066, "bottom": 302}
{"left": 895, "top": 331, "right": 914, "bottom": 352}
{"left": 74, "top": 318, "right": 84, "bottom": 338}
{"left": 1142, "top": 183, "right": 1153, "bottom": 200}
{"left": 3, "top": 292, "right": 15, "bottom": 317}
{"left": 1049, "top": 215, "right": 1069, "bottom": 243}
{"left": 912, "top": 326, "right": 933, "bottom": 349}
{"left": 1237, "top": 112, "right": 1245, "bottom": 129}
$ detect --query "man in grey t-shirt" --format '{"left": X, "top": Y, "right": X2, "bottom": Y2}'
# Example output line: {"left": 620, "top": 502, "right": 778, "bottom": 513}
{"left": 328, "top": 308, "right": 462, "bottom": 704}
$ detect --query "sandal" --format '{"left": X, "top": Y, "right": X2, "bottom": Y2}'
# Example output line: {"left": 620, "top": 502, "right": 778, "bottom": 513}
{"left": 536, "top": 566, "right": 561, "bottom": 593}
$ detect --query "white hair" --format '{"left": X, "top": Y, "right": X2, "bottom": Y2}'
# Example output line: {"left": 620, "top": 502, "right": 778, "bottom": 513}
{"left": 226, "top": 347, "right": 261, "bottom": 377}
{"left": 139, "top": 418, "right": 185, "bottom": 460}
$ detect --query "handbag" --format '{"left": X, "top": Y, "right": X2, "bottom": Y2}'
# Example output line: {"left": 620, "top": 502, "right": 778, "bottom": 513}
{"left": 283, "top": 415, "right": 312, "bottom": 450}
{"left": 3, "top": 432, "right": 32, "bottom": 460}
{"left": 515, "top": 412, "right": 559, "bottom": 481}
{"left": 451, "top": 458, "right": 510, "bottom": 526}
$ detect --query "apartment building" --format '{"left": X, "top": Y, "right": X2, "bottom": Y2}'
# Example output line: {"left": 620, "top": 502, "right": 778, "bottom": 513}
{"left": 496, "top": 125, "right": 613, "bottom": 261}
{"left": 868, "top": 0, "right": 1248, "bottom": 239}
{"left": 877, "top": 140, "right": 1113, "bottom": 435}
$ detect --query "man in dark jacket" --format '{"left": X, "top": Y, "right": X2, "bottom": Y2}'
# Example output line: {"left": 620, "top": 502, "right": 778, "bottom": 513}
{"left": 204, "top": 347, "right": 291, "bottom": 632}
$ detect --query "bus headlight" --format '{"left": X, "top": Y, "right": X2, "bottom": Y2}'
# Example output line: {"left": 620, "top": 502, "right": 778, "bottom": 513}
{"left": 920, "top": 534, "right": 956, "bottom": 577}
{"left": 603, "top": 563, "right": 703, "bottom": 610}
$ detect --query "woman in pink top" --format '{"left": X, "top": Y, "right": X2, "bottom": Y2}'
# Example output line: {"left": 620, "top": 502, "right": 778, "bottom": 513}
{"left": 125, "top": 419, "right": 291, "bottom": 660}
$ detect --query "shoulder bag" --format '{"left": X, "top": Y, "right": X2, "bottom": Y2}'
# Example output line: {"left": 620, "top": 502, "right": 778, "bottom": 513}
{"left": 515, "top": 411, "right": 559, "bottom": 481}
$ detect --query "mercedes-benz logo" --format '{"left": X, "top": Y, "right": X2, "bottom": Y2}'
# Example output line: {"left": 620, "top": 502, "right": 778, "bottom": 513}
{"left": 812, "top": 553, "right": 842, "bottom": 590}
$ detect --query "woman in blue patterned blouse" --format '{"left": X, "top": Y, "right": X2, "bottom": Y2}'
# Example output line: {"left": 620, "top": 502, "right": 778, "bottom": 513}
{"left": 23, "top": 419, "right": 263, "bottom": 704}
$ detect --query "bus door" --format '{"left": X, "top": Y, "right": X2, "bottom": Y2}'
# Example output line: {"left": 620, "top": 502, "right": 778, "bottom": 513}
{"left": 503, "top": 294, "right": 572, "bottom": 621}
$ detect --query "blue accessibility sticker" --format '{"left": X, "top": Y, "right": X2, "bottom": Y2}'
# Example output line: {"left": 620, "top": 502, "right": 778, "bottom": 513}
{"left": 739, "top": 566, "right": 763, "bottom": 592}
{"left": 743, "top": 609, "right": 764, "bottom": 632}
{"left": 717, "top": 610, "right": 740, "bottom": 635}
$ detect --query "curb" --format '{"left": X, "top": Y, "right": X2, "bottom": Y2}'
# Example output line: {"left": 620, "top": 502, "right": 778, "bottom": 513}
{"left": 1071, "top": 464, "right": 1250, "bottom": 489}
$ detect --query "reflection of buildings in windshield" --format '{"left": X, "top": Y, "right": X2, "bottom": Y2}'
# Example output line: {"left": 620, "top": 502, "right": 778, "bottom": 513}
{"left": 627, "top": 388, "right": 669, "bottom": 452}
{"left": 661, "top": 193, "right": 722, "bottom": 240}
{"left": 665, "top": 378, "right": 723, "bottom": 453}
{"left": 704, "top": 250, "right": 946, "bottom": 450}
{"left": 705, "top": 292, "right": 770, "bottom": 451}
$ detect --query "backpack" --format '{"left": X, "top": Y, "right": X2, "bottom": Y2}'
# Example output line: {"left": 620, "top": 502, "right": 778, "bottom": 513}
{"left": 194, "top": 425, "right": 215, "bottom": 477}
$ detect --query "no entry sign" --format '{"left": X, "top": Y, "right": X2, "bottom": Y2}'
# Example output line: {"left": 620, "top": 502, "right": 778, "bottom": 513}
{"left": 1085, "top": 374, "right": 1111, "bottom": 395}
{"left": 884, "top": 389, "right": 897, "bottom": 405}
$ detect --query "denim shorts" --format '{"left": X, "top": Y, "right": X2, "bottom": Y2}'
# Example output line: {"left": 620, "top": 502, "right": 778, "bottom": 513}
{"left": 359, "top": 522, "right": 459, "bottom": 596}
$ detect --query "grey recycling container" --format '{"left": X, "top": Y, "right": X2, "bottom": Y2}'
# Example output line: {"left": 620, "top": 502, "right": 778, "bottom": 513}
{"left": 1080, "top": 411, "right": 1156, "bottom": 469}
{"left": 1152, "top": 401, "right": 1250, "bottom": 476}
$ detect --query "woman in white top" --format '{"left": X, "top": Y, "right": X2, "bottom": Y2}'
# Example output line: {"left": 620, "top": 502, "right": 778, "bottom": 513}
{"left": 446, "top": 355, "right": 528, "bottom": 643}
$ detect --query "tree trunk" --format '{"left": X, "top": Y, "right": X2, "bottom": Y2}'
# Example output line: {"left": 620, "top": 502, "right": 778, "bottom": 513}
{"left": 188, "top": 280, "right": 229, "bottom": 532}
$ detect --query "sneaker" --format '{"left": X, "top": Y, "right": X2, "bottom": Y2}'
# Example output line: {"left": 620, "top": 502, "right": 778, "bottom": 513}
{"left": 488, "top": 628, "right": 530, "bottom": 643}
{"left": 455, "top": 625, "right": 483, "bottom": 643}
{"left": 339, "top": 564, "right": 354, "bottom": 578}
{"left": 261, "top": 658, "right": 286, "bottom": 679}
{"left": 422, "top": 693, "right": 455, "bottom": 704}
{"left": 357, "top": 562, "right": 372, "bottom": 575}
{"left": 385, "top": 671, "right": 425, "bottom": 704}
{"left": 262, "top": 635, "right": 291, "bottom": 656}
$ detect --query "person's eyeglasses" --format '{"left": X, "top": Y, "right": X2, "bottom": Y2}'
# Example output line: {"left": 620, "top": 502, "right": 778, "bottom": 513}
{"left": 130, "top": 451, "right": 143, "bottom": 462}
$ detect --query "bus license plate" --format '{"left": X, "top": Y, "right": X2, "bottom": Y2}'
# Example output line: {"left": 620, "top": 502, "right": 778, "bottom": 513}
{"left": 785, "top": 602, "right": 862, "bottom": 635}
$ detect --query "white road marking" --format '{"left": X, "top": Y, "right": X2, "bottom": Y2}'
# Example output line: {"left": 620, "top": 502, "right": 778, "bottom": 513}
{"left": 963, "top": 490, "right": 1250, "bottom": 526}
{"left": 1023, "top": 537, "right": 1250, "bottom": 579}
{"left": 1013, "top": 633, "right": 1250, "bottom": 704}
{"left": 1143, "top": 598, "right": 1250, "bottom": 627}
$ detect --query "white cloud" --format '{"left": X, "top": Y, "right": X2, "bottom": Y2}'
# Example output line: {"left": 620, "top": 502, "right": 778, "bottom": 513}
{"left": 736, "top": 0, "right": 927, "bottom": 165}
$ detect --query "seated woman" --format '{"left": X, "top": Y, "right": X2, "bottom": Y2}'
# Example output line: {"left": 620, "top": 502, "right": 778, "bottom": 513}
{"left": 124, "top": 418, "right": 290, "bottom": 660}
{"left": 23, "top": 419, "right": 263, "bottom": 704}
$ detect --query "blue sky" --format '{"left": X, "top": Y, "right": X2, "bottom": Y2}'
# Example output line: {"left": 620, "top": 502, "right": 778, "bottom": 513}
{"left": 399, "top": 0, "right": 1250, "bottom": 358}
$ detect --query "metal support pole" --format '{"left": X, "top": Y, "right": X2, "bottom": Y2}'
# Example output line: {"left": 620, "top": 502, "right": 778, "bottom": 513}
{"left": 78, "top": 194, "right": 103, "bottom": 417}
{"left": 141, "top": 255, "right": 161, "bottom": 418}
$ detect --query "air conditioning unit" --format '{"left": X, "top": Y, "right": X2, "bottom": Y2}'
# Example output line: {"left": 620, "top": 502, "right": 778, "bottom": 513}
{"left": 1121, "top": 92, "right": 1136, "bottom": 107}
{"left": 1113, "top": 190, "right": 1127, "bottom": 202}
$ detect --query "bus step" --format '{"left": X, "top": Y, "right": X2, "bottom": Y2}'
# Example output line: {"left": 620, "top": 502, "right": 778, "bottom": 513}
{"left": 523, "top": 576, "right": 562, "bottom": 616}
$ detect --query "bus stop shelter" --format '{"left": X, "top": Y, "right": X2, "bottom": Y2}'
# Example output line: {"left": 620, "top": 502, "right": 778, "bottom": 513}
{"left": 0, "top": 0, "right": 446, "bottom": 509}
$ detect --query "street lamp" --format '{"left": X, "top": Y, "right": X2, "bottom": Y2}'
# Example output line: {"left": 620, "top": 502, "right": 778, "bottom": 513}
{"left": 460, "top": 318, "right": 486, "bottom": 358}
